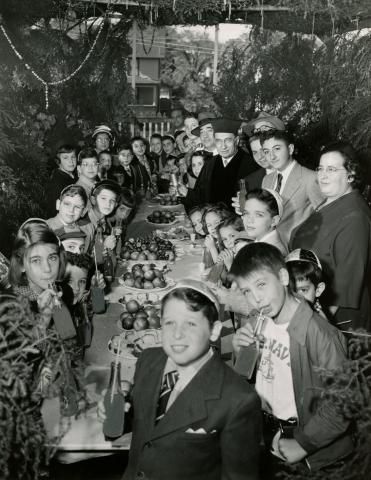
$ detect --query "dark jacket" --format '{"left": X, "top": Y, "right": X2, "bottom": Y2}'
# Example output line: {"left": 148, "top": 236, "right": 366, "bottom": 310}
{"left": 113, "top": 162, "right": 151, "bottom": 193}
{"left": 45, "top": 168, "right": 77, "bottom": 215}
{"left": 184, "top": 148, "right": 258, "bottom": 211}
{"left": 124, "top": 348, "right": 261, "bottom": 480}
{"left": 243, "top": 167, "right": 266, "bottom": 191}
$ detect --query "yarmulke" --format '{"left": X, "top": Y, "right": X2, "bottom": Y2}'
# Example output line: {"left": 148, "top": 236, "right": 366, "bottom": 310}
{"left": 92, "top": 125, "right": 113, "bottom": 139}
{"left": 164, "top": 278, "right": 220, "bottom": 313}
{"left": 285, "top": 248, "right": 322, "bottom": 270}
{"left": 264, "top": 188, "right": 284, "bottom": 220}
{"left": 243, "top": 112, "right": 285, "bottom": 137}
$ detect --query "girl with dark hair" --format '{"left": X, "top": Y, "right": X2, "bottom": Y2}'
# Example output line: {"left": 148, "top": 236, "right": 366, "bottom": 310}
{"left": 291, "top": 141, "right": 371, "bottom": 331}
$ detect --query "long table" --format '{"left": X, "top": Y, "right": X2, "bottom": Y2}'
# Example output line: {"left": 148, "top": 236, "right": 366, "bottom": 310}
{"left": 44, "top": 199, "right": 229, "bottom": 462}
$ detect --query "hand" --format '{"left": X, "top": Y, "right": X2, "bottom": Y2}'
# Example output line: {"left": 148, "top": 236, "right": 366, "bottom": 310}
{"left": 104, "top": 235, "right": 116, "bottom": 250}
{"left": 278, "top": 438, "right": 307, "bottom": 463}
{"left": 178, "top": 184, "right": 188, "bottom": 197}
{"left": 37, "top": 288, "right": 62, "bottom": 325}
{"left": 92, "top": 272, "right": 106, "bottom": 290}
{"left": 217, "top": 249, "right": 234, "bottom": 270}
{"left": 97, "top": 388, "right": 132, "bottom": 422}
{"left": 231, "top": 192, "right": 242, "bottom": 215}
{"left": 204, "top": 235, "right": 216, "bottom": 251}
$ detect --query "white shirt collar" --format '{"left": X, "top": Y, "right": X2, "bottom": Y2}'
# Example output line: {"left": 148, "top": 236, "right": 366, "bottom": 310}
{"left": 255, "top": 229, "right": 276, "bottom": 243}
{"left": 163, "top": 348, "right": 213, "bottom": 386}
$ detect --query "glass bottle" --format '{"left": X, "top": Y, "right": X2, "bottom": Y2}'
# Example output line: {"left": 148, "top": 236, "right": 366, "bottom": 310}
{"left": 103, "top": 362, "right": 125, "bottom": 439}
{"left": 103, "top": 251, "right": 114, "bottom": 285}
{"left": 95, "top": 224, "right": 105, "bottom": 265}
{"left": 91, "top": 276, "right": 106, "bottom": 314}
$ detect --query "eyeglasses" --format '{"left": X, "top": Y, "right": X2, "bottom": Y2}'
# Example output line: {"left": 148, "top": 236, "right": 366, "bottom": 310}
{"left": 81, "top": 162, "right": 98, "bottom": 168}
{"left": 316, "top": 166, "right": 347, "bottom": 174}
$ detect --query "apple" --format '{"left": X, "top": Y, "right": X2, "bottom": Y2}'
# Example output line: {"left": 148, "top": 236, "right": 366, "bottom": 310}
{"left": 130, "top": 251, "right": 139, "bottom": 260}
{"left": 135, "top": 311, "right": 149, "bottom": 321}
{"left": 148, "top": 315, "right": 161, "bottom": 329}
{"left": 144, "top": 270, "right": 155, "bottom": 281}
{"left": 138, "top": 252, "right": 148, "bottom": 261}
{"left": 124, "top": 278, "right": 135, "bottom": 287}
{"left": 147, "top": 252, "right": 157, "bottom": 260}
{"left": 120, "top": 312, "right": 135, "bottom": 330}
{"left": 153, "top": 210, "right": 161, "bottom": 218}
{"left": 143, "top": 280, "right": 154, "bottom": 289}
{"left": 166, "top": 250, "right": 175, "bottom": 262}
{"left": 121, "top": 250, "right": 131, "bottom": 260}
{"left": 144, "top": 306, "right": 158, "bottom": 317}
{"left": 153, "top": 277, "right": 166, "bottom": 288}
{"left": 134, "top": 277, "right": 144, "bottom": 289}
{"left": 153, "top": 268, "right": 162, "bottom": 277}
{"left": 149, "top": 243, "right": 157, "bottom": 252}
{"left": 126, "top": 299, "right": 140, "bottom": 313}
{"left": 133, "top": 317, "right": 149, "bottom": 331}
{"left": 123, "top": 272, "right": 134, "bottom": 280}
{"left": 132, "top": 263, "right": 143, "bottom": 271}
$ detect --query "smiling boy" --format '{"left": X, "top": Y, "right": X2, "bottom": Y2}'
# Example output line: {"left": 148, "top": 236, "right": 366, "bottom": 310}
{"left": 75, "top": 147, "right": 99, "bottom": 197}
{"left": 124, "top": 279, "right": 261, "bottom": 480}
{"left": 231, "top": 243, "right": 352, "bottom": 476}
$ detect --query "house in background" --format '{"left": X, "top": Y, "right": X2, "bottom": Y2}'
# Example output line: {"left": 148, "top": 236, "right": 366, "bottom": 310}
{"left": 127, "top": 25, "right": 171, "bottom": 138}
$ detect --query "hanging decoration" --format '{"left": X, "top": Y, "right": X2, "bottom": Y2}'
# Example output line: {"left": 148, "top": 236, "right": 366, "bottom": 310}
{"left": 0, "top": 3, "right": 112, "bottom": 111}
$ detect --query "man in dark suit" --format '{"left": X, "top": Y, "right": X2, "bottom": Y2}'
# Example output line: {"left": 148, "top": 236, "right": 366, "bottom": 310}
{"left": 184, "top": 119, "right": 259, "bottom": 210}
{"left": 123, "top": 279, "right": 261, "bottom": 480}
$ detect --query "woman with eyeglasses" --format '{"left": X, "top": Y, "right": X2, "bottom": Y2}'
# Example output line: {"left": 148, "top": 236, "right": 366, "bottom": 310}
{"left": 290, "top": 141, "right": 371, "bottom": 331}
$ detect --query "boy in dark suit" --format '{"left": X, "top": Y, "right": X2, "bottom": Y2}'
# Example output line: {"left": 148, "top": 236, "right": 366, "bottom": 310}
{"left": 123, "top": 278, "right": 261, "bottom": 480}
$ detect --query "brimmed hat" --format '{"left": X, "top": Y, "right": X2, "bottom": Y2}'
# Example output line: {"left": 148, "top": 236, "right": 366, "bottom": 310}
{"left": 210, "top": 118, "right": 241, "bottom": 136}
{"left": 191, "top": 117, "right": 216, "bottom": 137}
{"left": 197, "top": 111, "right": 217, "bottom": 122}
{"left": 243, "top": 112, "right": 285, "bottom": 137}
{"left": 91, "top": 179, "right": 121, "bottom": 197}
{"left": 285, "top": 248, "right": 322, "bottom": 270}
{"left": 264, "top": 188, "right": 284, "bottom": 220}
{"left": 92, "top": 125, "right": 113, "bottom": 139}
{"left": 59, "top": 230, "right": 86, "bottom": 241}
{"left": 165, "top": 278, "right": 220, "bottom": 313}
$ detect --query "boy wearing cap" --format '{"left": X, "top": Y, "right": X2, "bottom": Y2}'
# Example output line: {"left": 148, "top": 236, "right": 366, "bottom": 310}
{"left": 231, "top": 243, "right": 352, "bottom": 476}
{"left": 123, "top": 278, "right": 261, "bottom": 480}
{"left": 47, "top": 185, "right": 94, "bottom": 253}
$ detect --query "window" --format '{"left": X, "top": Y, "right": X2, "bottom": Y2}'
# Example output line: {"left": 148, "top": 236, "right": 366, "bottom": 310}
{"left": 135, "top": 86, "right": 157, "bottom": 106}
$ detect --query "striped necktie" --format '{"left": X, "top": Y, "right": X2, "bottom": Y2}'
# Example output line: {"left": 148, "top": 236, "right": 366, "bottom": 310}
{"left": 275, "top": 173, "right": 283, "bottom": 193}
{"left": 155, "top": 370, "right": 179, "bottom": 423}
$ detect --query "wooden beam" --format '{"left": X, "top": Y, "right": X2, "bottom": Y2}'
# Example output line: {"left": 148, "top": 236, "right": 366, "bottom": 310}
{"left": 213, "top": 24, "right": 219, "bottom": 86}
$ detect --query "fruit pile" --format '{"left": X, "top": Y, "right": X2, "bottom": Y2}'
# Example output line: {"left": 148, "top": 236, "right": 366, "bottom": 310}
{"left": 120, "top": 263, "right": 168, "bottom": 289}
{"left": 121, "top": 235, "right": 176, "bottom": 261}
{"left": 147, "top": 210, "right": 176, "bottom": 224}
{"left": 159, "top": 195, "right": 180, "bottom": 206}
{"left": 119, "top": 299, "right": 161, "bottom": 331}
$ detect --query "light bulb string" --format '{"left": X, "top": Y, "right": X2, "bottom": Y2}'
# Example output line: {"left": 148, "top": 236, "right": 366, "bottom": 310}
{"left": 0, "top": 2, "right": 111, "bottom": 109}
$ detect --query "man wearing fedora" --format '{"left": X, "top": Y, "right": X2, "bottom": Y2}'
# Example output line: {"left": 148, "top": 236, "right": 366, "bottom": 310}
{"left": 183, "top": 119, "right": 259, "bottom": 210}
{"left": 194, "top": 112, "right": 218, "bottom": 155}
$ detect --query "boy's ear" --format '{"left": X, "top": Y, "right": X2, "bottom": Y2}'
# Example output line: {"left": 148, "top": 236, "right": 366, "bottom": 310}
{"left": 210, "top": 320, "right": 222, "bottom": 342}
{"left": 77, "top": 165, "right": 81, "bottom": 176}
{"left": 278, "top": 268, "right": 290, "bottom": 287}
{"left": 315, "top": 282, "right": 326, "bottom": 298}
{"left": 288, "top": 143, "right": 295, "bottom": 156}
{"left": 90, "top": 195, "right": 96, "bottom": 206}
{"left": 56, "top": 199, "right": 61, "bottom": 211}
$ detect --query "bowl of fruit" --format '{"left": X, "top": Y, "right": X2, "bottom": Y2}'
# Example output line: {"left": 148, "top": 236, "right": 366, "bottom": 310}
{"left": 117, "top": 298, "right": 161, "bottom": 331}
{"left": 147, "top": 210, "right": 177, "bottom": 226}
{"left": 149, "top": 194, "right": 181, "bottom": 208}
{"left": 118, "top": 263, "right": 175, "bottom": 292}
{"left": 120, "top": 235, "right": 177, "bottom": 264}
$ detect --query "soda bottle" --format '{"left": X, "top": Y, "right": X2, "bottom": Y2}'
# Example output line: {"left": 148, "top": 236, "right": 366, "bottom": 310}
{"left": 103, "top": 251, "right": 114, "bottom": 285}
{"left": 94, "top": 224, "right": 105, "bottom": 265}
{"left": 103, "top": 361, "right": 125, "bottom": 439}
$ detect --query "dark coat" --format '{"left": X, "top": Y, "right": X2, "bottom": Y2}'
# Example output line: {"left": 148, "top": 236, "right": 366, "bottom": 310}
{"left": 113, "top": 162, "right": 151, "bottom": 193}
{"left": 243, "top": 167, "right": 266, "bottom": 191}
{"left": 45, "top": 168, "right": 77, "bottom": 216}
{"left": 184, "top": 148, "right": 258, "bottom": 211}
{"left": 123, "top": 348, "right": 261, "bottom": 480}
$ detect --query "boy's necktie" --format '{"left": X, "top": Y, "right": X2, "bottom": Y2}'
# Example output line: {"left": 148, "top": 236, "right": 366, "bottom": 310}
{"left": 275, "top": 173, "right": 283, "bottom": 193}
{"left": 155, "top": 370, "right": 179, "bottom": 423}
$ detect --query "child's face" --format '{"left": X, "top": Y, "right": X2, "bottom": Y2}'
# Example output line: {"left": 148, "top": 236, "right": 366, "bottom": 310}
{"left": 191, "top": 155, "right": 204, "bottom": 177}
{"left": 78, "top": 157, "right": 98, "bottom": 180}
{"left": 220, "top": 225, "right": 239, "bottom": 250}
{"left": 163, "top": 139, "right": 175, "bottom": 155}
{"left": 66, "top": 263, "right": 88, "bottom": 304}
{"left": 242, "top": 198, "right": 277, "bottom": 240}
{"left": 57, "top": 194, "right": 85, "bottom": 224}
{"left": 235, "top": 268, "right": 287, "bottom": 319}
{"left": 294, "top": 278, "right": 317, "bottom": 303}
{"left": 59, "top": 152, "right": 77, "bottom": 173}
{"left": 95, "top": 133, "right": 110, "bottom": 152}
{"left": 184, "top": 117, "right": 199, "bottom": 137}
{"left": 95, "top": 188, "right": 117, "bottom": 216}
{"left": 249, "top": 139, "right": 269, "bottom": 169}
{"left": 205, "top": 211, "right": 222, "bottom": 238}
{"left": 183, "top": 138, "right": 191, "bottom": 152}
{"left": 24, "top": 243, "right": 60, "bottom": 293}
{"left": 61, "top": 238, "right": 85, "bottom": 254}
{"left": 118, "top": 150, "right": 133, "bottom": 168}
{"left": 262, "top": 138, "right": 293, "bottom": 171}
{"left": 99, "top": 153, "right": 112, "bottom": 170}
{"left": 161, "top": 297, "right": 221, "bottom": 368}
{"left": 150, "top": 137, "right": 162, "bottom": 154}
{"left": 132, "top": 140, "right": 146, "bottom": 157}
{"left": 177, "top": 158, "right": 187, "bottom": 173}
{"left": 190, "top": 211, "right": 205, "bottom": 236}
{"left": 116, "top": 204, "right": 132, "bottom": 221}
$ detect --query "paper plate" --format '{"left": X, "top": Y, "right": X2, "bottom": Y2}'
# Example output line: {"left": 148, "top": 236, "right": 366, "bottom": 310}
{"left": 118, "top": 276, "right": 176, "bottom": 293}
